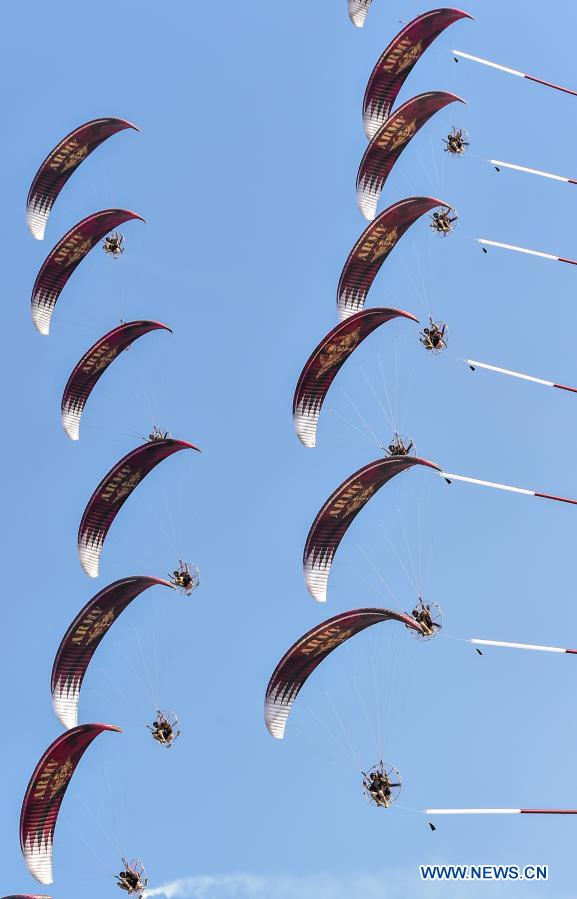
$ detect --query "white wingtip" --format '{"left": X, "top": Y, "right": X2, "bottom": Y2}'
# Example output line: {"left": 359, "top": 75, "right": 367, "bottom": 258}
{"left": 61, "top": 407, "right": 81, "bottom": 441}
{"left": 26, "top": 205, "right": 48, "bottom": 240}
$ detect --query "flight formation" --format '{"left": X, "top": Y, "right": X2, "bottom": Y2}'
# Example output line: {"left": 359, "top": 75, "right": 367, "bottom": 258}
{"left": 7, "top": 7, "right": 577, "bottom": 898}
{"left": 265, "top": 2, "right": 577, "bottom": 830}
{"left": 13, "top": 117, "right": 201, "bottom": 896}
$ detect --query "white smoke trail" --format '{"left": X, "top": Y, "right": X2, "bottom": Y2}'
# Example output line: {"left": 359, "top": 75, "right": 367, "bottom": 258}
{"left": 143, "top": 870, "right": 547, "bottom": 899}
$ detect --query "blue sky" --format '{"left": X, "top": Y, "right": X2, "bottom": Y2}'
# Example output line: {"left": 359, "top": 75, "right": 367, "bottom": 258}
{"left": 3, "top": 0, "right": 577, "bottom": 896}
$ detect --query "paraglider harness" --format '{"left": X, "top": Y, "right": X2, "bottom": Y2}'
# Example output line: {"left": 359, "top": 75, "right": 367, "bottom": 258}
{"left": 362, "top": 761, "right": 401, "bottom": 808}
{"left": 443, "top": 127, "right": 469, "bottom": 156}
{"left": 430, "top": 207, "right": 457, "bottom": 235}
{"left": 385, "top": 433, "right": 414, "bottom": 457}
{"left": 420, "top": 318, "right": 447, "bottom": 353}
{"left": 103, "top": 232, "right": 125, "bottom": 258}
{"left": 147, "top": 710, "right": 180, "bottom": 748}
{"left": 169, "top": 561, "right": 200, "bottom": 595}
{"left": 116, "top": 859, "right": 147, "bottom": 896}
{"left": 146, "top": 425, "right": 171, "bottom": 442}
{"left": 412, "top": 598, "right": 436, "bottom": 636}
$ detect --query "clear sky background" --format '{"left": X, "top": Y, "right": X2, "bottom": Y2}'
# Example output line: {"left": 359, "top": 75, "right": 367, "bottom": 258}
{"left": 3, "top": 1, "right": 577, "bottom": 897}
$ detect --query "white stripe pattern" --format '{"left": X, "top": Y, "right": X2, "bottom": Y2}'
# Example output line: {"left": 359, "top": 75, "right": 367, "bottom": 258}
{"left": 338, "top": 288, "right": 365, "bottom": 321}
{"left": 348, "top": 0, "right": 372, "bottom": 27}
{"left": 61, "top": 403, "right": 82, "bottom": 441}
{"left": 78, "top": 536, "right": 103, "bottom": 578}
{"left": 364, "top": 103, "right": 388, "bottom": 141}
{"left": 304, "top": 552, "right": 332, "bottom": 602}
{"left": 293, "top": 400, "right": 321, "bottom": 448}
{"left": 24, "top": 831, "right": 54, "bottom": 884}
{"left": 357, "top": 181, "right": 380, "bottom": 222}
{"left": 31, "top": 287, "right": 59, "bottom": 335}
{"left": 264, "top": 694, "right": 291, "bottom": 739}
{"left": 52, "top": 676, "right": 81, "bottom": 729}
{"left": 27, "top": 203, "right": 51, "bottom": 241}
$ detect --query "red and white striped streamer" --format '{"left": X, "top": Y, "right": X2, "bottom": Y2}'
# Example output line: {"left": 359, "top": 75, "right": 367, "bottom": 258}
{"left": 477, "top": 238, "right": 577, "bottom": 267}
{"left": 453, "top": 50, "right": 577, "bottom": 98}
{"left": 470, "top": 638, "right": 577, "bottom": 655}
{"left": 490, "top": 160, "right": 577, "bottom": 186}
{"left": 467, "top": 359, "right": 577, "bottom": 396}
{"left": 425, "top": 808, "right": 577, "bottom": 816}
{"left": 439, "top": 471, "right": 577, "bottom": 507}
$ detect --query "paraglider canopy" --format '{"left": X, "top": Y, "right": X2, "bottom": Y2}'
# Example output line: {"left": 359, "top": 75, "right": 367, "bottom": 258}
{"left": 362, "top": 8, "right": 473, "bottom": 138}
{"left": 293, "top": 307, "right": 418, "bottom": 447}
{"left": 303, "top": 455, "right": 442, "bottom": 602}
{"left": 337, "top": 196, "right": 451, "bottom": 320}
{"left": 31, "top": 209, "right": 145, "bottom": 335}
{"left": 51, "top": 576, "right": 175, "bottom": 729}
{"left": 61, "top": 320, "right": 172, "bottom": 441}
{"left": 77, "top": 439, "right": 200, "bottom": 578}
{"left": 265, "top": 607, "right": 423, "bottom": 739}
{"left": 349, "top": 0, "right": 373, "bottom": 28}
{"left": 26, "top": 117, "right": 139, "bottom": 240}
{"left": 357, "top": 91, "right": 464, "bottom": 221}
{"left": 20, "top": 724, "right": 121, "bottom": 883}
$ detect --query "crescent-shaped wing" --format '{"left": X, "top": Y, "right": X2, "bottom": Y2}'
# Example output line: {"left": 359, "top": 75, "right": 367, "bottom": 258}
{"left": 265, "top": 607, "right": 422, "bottom": 738}
{"left": 349, "top": 0, "right": 373, "bottom": 27}
{"left": 61, "top": 321, "right": 172, "bottom": 441}
{"left": 363, "top": 8, "right": 473, "bottom": 139}
{"left": 337, "top": 196, "right": 448, "bottom": 321}
{"left": 26, "top": 118, "right": 139, "bottom": 240}
{"left": 357, "top": 92, "right": 464, "bottom": 220}
{"left": 78, "top": 439, "right": 200, "bottom": 578}
{"left": 31, "top": 209, "right": 145, "bottom": 335}
{"left": 51, "top": 576, "right": 174, "bottom": 729}
{"left": 20, "top": 724, "right": 121, "bottom": 884}
{"left": 293, "top": 307, "right": 418, "bottom": 447}
{"left": 304, "top": 455, "right": 441, "bottom": 601}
